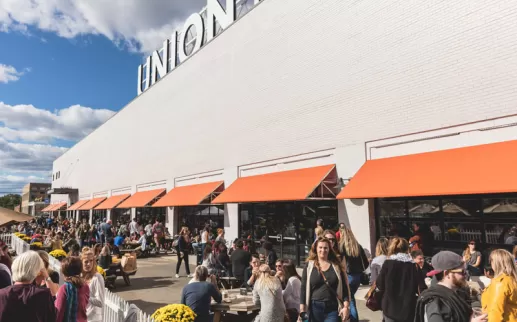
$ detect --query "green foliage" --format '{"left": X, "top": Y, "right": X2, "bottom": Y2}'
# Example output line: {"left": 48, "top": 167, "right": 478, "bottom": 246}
{"left": 0, "top": 194, "right": 21, "bottom": 210}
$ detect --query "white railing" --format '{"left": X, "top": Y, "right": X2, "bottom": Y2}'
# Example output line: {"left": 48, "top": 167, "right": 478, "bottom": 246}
{"left": 104, "top": 289, "right": 154, "bottom": 322}
{"left": 11, "top": 234, "right": 29, "bottom": 255}
{"left": 4, "top": 233, "right": 153, "bottom": 322}
{"left": 0, "top": 233, "right": 12, "bottom": 246}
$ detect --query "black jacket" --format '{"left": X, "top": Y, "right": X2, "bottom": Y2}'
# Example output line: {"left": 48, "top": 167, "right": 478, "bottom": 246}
{"left": 376, "top": 258, "right": 427, "bottom": 321}
{"left": 342, "top": 245, "right": 369, "bottom": 274}
{"left": 230, "top": 249, "right": 251, "bottom": 280}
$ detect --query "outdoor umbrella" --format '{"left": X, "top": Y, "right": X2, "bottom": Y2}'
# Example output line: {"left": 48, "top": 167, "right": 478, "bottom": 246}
{"left": 430, "top": 203, "right": 471, "bottom": 216}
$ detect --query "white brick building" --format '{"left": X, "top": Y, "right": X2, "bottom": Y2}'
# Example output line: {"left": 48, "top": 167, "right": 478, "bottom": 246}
{"left": 50, "top": 0, "right": 517, "bottom": 262}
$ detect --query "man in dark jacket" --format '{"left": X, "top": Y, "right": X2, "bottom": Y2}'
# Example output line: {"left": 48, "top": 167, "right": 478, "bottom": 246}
{"left": 415, "top": 251, "right": 487, "bottom": 322}
{"left": 230, "top": 240, "right": 251, "bottom": 280}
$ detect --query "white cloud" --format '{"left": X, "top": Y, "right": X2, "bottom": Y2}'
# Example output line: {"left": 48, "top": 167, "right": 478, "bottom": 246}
{"left": 0, "top": 0, "right": 206, "bottom": 53}
{"left": 0, "top": 102, "right": 116, "bottom": 143}
{"left": 0, "top": 137, "right": 67, "bottom": 173}
{"left": 0, "top": 174, "right": 48, "bottom": 195}
{"left": 0, "top": 64, "right": 29, "bottom": 83}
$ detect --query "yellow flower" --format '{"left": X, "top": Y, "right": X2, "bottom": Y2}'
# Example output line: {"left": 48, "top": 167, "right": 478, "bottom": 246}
{"left": 49, "top": 249, "right": 67, "bottom": 259}
{"left": 97, "top": 266, "right": 106, "bottom": 278}
{"left": 31, "top": 242, "right": 43, "bottom": 248}
{"left": 151, "top": 304, "right": 196, "bottom": 322}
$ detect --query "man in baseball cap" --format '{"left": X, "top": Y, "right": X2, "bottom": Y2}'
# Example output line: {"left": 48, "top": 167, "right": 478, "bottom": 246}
{"left": 415, "top": 251, "right": 487, "bottom": 322}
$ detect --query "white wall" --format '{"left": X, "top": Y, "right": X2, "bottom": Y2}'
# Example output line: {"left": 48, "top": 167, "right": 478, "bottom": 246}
{"left": 51, "top": 0, "right": 517, "bottom": 250}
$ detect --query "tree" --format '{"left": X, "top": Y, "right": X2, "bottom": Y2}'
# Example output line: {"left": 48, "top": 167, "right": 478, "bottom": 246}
{"left": 0, "top": 194, "right": 22, "bottom": 210}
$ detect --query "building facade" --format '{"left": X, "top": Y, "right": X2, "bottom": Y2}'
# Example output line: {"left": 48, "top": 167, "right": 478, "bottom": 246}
{"left": 21, "top": 183, "right": 51, "bottom": 215}
{"left": 51, "top": 0, "right": 517, "bottom": 262}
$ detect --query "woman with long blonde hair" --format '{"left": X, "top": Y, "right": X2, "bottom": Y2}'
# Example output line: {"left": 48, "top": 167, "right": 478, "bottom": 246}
{"left": 370, "top": 237, "right": 389, "bottom": 283}
{"left": 300, "top": 237, "right": 350, "bottom": 322}
{"left": 337, "top": 225, "right": 368, "bottom": 322}
{"left": 481, "top": 249, "right": 517, "bottom": 321}
{"left": 252, "top": 264, "right": 286, "bottom": 322}
{"left": 81, "top": 247, "right": 105, "bottom": 322}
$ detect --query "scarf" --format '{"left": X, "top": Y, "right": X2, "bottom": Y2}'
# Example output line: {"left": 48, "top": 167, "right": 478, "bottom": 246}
{"left": 64, "top": 282, "right": 78, "bottom": 322}
{"left": 414, "top": 284, "right": 471, "bottom": 322}
{"left": 389, "top": 253, "right": 413, "bottom": 263}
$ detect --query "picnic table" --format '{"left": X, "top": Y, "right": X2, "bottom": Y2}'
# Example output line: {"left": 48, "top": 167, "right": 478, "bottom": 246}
{"left": 211, "top": 289, "right": 260, "bottom": 322}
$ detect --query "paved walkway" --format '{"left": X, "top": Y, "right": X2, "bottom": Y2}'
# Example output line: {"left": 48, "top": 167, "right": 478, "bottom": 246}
{"left": 113, "top": 255, "right": 382, "bottom": 321}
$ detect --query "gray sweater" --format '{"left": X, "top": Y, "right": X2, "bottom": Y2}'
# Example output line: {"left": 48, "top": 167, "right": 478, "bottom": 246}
{"left": 252, "top": 282, "right": 286, "bottom": 322}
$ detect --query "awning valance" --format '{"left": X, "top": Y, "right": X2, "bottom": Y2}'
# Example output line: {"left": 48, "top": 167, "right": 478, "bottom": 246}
{"left": 49, "top": 202, "right": 67, "bottom": 211}
{"left": 41, "top": 204, "right": 54, "bottom": 212}
{"left": 77, "top": 197, "right": 107, "bottom": 211}
{"left": 95, "top": 194, "right": 131, "bottom": 210}
{"left": 212, "top": 164, "right": 337, "bottom": 204}
{"left": 68, "top": 199, "right": 90, "bottom": 211}
{"left": 337, "top": 140, "right": 517, "bottom": 199}
{"left": 117, "top": 189, "right": 166, "bottom": 208}
{"left": 153, "top": 181, "right": 224, "bottom": 207}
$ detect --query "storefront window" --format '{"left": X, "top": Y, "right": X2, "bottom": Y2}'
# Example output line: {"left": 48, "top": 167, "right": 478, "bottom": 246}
{"left": 112, "top": 208, "right": 131, "bottom": 225}
{"left": 136, "top": 207, "right": 165, "bottom": 225}
{"left": 408, "top": 200, "right": 441, "bottom": 241}
{"left": 375, "top": 196, "right": 517, "bottom": 255}
{"left": 177, "top": 205, "right": 224, "bottom": 236}
{"left": 377, "top": 200, "right": 409, "bottom": 239}
{"left": 238, "top": 201, "right": 338, "bottom": 266}
{"left": 92, "top": 210, "right": 107, "bottom": 223}
{"left": 483, "top": 198, "right": 517, "bottom": 246}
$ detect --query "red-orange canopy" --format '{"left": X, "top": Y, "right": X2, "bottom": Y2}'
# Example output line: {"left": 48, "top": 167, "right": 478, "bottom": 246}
{"left": 212, "top": 165, "right": 336, "bottom": 203}
{"left": 117, "top": 189, "right": 165, "bottom": 208}
{"left": 95, "top": 194, "right": 131, "bottom": 210}
{"left": 338, "top": 140, "right": 517, "bottom": 199}
{"left": 153, "top": 181, "right": 224, "bottom": 207}
{"left": 68, "top": 199, "right": 90, "bottom": 211}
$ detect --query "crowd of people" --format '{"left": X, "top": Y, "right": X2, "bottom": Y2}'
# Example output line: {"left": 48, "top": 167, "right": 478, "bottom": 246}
{"left": 369, "top": 235, "right": 517, "bottom": 322}
{"left": 2, "top": 214, "right": 517, "bottom": 322}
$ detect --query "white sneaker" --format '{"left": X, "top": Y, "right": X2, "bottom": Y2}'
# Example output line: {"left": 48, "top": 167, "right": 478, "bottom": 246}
{"left": 187, "top": 274, "right": 193, "bottom": 278}
{"left": 175, "top": 274, "right": 180, "bottom": 278}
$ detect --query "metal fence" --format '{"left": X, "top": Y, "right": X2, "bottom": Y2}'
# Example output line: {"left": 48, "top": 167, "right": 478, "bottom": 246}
{"left": 5, "top": 233, "right": 153, "bottom": 322}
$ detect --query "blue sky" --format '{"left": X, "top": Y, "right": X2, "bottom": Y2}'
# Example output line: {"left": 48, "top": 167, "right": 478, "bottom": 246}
{"left": 0, "top": 0, "right": 205, "bottom": 195}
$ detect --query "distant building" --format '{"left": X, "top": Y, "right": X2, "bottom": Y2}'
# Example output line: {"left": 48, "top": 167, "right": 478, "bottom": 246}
{"left": 21, "top": 183, "right": 51, "bottom": 215}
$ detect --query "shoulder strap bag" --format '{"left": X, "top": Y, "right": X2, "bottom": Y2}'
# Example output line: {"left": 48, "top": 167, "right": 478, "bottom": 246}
{"left": 318, "top": 262, "right": 351, "bottom": 321}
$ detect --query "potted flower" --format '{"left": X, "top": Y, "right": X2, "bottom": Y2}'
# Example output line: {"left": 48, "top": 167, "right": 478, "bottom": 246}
{"left": 22, "top": 236, "right": 31, "bottom": 243}
{"left": 447, "top": 227, "right": 461, "bottom": 241}
{"left": 49, "top": 249, "right": 67, "bottom": 261}
{"left": 14, "top": 232, "right": 26, "bottom": 238}
{"left": 97, "top": 266, "right": 106, "bottom": 279}
{"left": 151, "top": 304, "right": 197, "bottom": 322}
{"left": 30, "top": 242, "right": 43, "bottom": 250}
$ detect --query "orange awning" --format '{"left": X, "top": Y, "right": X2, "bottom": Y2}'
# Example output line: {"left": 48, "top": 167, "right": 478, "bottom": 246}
{"left": 95, "top": 194, "right": 131, "bottom": 210}
{"left": 77, "top": 197, "right": 107, "bottom": 211}
{"left": 153, "top": 181, "right": 224, "bottom": 207}
{"left": 68, "top": 199, "right": 90, "bottom": 211}
{"left": 117, "top": 189, "right": 166, "bottom": 208}
{"left": 337, "top": 140, "right": 517, "bottom": 199}
{"left": 41, "top": 204, "right": 54, "bottom": 212}
{"left": 49, "top": 202, "right": 67, "bottom": 211}
{"left": 212, "top": 165, "right": 337, "bottom": 204}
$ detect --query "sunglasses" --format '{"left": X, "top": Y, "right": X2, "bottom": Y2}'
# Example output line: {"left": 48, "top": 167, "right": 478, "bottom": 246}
{"left": 276, "top": 265, "right": 283, "bottom": 268}
{"left": 469, "top": 242, "right": 476, "bottom": 245}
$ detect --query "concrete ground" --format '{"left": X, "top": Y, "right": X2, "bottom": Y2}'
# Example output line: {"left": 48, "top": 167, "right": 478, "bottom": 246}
{"left": 113, "top": 255, "right": 382, "bottom": 321}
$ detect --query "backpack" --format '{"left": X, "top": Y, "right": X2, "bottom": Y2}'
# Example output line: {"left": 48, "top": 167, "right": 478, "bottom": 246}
{"left": 172, "top": 235, "right": 181, "bottom": 248}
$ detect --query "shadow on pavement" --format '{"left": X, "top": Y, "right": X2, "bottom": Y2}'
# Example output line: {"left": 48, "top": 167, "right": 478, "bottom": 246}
{"left": 113, "top": 276, "right": 176, "bottom": 292}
